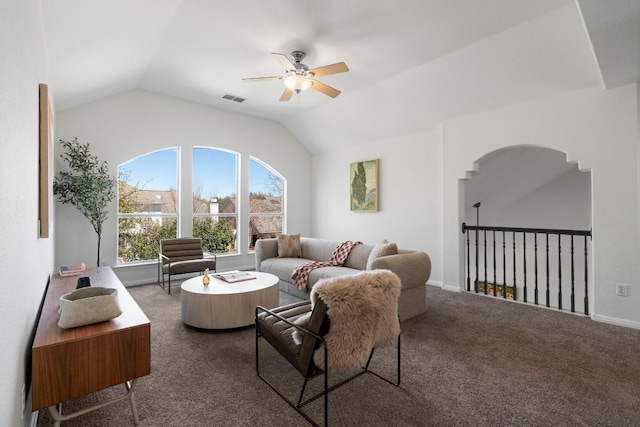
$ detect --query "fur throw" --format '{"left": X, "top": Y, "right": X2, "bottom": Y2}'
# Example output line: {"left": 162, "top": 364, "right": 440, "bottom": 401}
{"left": 296, "top": 270, "right": 401, "bottom": 372}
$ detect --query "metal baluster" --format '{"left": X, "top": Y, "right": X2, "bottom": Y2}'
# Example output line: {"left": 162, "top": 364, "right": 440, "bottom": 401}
{"left": 523, "top": 232, "right": 527, "bottom": 303}
{"left": 475, "top": 227, "right": 479, "bottom": 293}
{"left": 512, "top": 231, "right": 516, "bottom": 301}
{"left": 502, "top": 231, "right": 506, "bottom": 298}
{"left": 466, "top": 224, "right": 470, "bottom": 292}
{"left": 493, "top": 231, "right": 497, "bottom": 297}
{"left": 546, "top": 233, "right": 550, "bottom": 308}
{"left": 534, "top": 233, "right": 539, "bottom": 305}
{"left": 584, "top": 235, "right": 589, "bottom": 315}
{"left": 570, "top": 235, "right": 575, "bottom": 313}
{"left": 558, "top": 234, "right": 562, "bottom": 310}
{"left": 483, "top": 230, "right": 487, "bottom": 295}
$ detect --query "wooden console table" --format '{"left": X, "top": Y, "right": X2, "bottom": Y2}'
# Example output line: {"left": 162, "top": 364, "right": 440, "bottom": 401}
{"left": 32, "top": 266, "right": 150, "bottom": 426}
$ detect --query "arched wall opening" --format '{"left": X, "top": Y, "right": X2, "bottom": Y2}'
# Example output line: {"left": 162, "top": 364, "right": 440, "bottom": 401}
{"left": 461, "top": 145, "right": 592, "bottom": 313}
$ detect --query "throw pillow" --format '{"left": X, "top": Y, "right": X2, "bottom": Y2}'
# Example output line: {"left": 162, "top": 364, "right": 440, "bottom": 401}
{"left": 277, "top": 233, "right": 302, "bottom": 258}
{"left": 366, "top": 239, "right": 398, "bottom": 270}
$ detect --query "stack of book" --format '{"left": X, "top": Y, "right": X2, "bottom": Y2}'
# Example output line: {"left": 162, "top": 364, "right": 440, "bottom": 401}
{"left": 59, "top": 263, "right": 86, "bottom": 277}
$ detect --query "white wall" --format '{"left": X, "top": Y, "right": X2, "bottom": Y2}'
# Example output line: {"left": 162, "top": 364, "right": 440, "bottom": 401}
{"left": 488, "top": 168, "right": 591, "bottom": 229}
{"left": 464, "top": 148, "right": 591, "bottom": 230}
{"left": 0, "top": 0, "right": 53, "bottom": 425}
{"left": 443, "top": 84, "right": 640, "bottom": 327}
{"left": 54, "top": 90, "right": 312, "bottom": 284}
{"left": 311, "top": 128, "right": 444, "bottom": 285}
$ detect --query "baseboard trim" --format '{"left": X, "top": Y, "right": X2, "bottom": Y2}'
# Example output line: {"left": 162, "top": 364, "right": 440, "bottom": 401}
{"left": 440, "top": 283, "right": 462, "bottom": 293}
{"left": 591, "top": 313, "right": 640, "bottom": 330}
{"left": 427, "top": 281, "right": 462, "bottom": 293}
{"left": 123, "top": 278, "right": 159, "bottom": 287}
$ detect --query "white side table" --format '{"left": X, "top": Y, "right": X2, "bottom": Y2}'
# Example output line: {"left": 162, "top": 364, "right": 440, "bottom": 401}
{"left": 181, "top": 272, "right": 279, "bottom": 329}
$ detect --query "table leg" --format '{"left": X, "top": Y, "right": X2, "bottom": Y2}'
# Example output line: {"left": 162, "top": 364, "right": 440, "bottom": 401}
{"left": 126, "top": 380, "right": 140, "bottom": 424}
{"left": 46, "top": 379, "right": 140, "bottom": 426}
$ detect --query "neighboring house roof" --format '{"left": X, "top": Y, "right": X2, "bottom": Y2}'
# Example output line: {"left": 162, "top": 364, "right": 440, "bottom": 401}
{"left": 250, "top": 196, "right": 283, "bottom": 235}
{"left": 120, "top": 182, "right": 177, "bottom": 214}
{"left": 121, "top": 183, "right": 280, "bottom": 233}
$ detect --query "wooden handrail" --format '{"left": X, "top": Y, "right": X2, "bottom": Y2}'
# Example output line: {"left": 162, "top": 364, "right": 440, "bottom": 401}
{"left": 462, "top": 223, "right": 592, "bottom": 237}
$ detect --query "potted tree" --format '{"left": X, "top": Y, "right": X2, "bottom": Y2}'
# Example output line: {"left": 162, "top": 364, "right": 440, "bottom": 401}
{"left": 53, "top": 137, "right": 117, "bottom": 267}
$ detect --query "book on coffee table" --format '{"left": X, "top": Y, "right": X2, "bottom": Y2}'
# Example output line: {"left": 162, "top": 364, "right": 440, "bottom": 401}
{"left": 213, "top": 271, "right": 256, "bottom": 283}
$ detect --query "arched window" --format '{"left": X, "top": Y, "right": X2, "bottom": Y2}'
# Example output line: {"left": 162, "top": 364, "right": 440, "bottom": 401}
{"left": 117, "top": 148, "right": 179, "bottom": 263}
{"left": 117, "top": 148, "right": 283, "bottom": 263}
{"left": 192, "top": 147, "right": 238, "bottom": 254}
{"left": 249, "top": 157, "right": 284, "bottom": 249}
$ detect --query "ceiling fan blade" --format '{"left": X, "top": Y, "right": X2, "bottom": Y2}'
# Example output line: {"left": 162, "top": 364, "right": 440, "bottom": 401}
{"left": 242, "top": 76, "right": 283, "bottom": 82}
{"left": 279, "top": 88, "right": 294, "bottom": 102}
{"left": 310, "top": 80, "right": 341, "bottom": 98}
{"left": 308, "top": 62, "right": 349, "bottom": 78}
{"left": 271, "top": 53, "right": 296, "bottom": 71}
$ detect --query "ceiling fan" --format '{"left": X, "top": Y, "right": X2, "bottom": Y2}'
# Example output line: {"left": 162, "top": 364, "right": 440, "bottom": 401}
{"left": 243, "top": 51, "right": 349, "bottom": 101}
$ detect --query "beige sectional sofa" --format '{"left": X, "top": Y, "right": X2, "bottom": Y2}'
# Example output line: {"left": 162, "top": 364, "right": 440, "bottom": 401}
{"left": 255, "top": 236, "right": 431, "bottom": 321}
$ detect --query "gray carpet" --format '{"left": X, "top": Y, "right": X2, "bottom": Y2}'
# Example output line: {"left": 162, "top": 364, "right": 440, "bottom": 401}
{"left": 36, "top": 283, "right": 640, "bottom": 426}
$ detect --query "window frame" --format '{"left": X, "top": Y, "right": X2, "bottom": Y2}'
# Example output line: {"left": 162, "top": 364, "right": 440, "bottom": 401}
{"left": 115, "top": 148, "right": 286, "bottom": 264}
{"left": 116, "top": 147, "right": 180, "bottom": 264}
{"left": 248, "top": 156, "right": 285, "bottom": 251}
{"left": 192, "top": 146, "right": 239, "bottom": 255}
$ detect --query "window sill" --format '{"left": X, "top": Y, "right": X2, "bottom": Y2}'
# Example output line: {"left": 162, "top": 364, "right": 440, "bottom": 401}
{"left": 114, "top": 252, "right": 249, "bottom": 269}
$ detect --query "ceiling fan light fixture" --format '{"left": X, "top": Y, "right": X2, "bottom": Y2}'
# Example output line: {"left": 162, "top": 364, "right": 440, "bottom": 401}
{"left": 244, "top": 51, "right": 348, "bottom": 101}
{"left": 284, "top": 72, "right": 312, "bottom": 93}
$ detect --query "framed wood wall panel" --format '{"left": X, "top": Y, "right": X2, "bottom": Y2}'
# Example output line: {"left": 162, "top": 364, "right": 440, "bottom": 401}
{"left": 39, "top": 83, "right": 54, "bottom": 238}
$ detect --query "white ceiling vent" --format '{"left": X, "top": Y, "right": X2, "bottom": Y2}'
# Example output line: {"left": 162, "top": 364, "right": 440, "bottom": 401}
{"left": 222, "top": 94, "right": 245, "bottom": 103}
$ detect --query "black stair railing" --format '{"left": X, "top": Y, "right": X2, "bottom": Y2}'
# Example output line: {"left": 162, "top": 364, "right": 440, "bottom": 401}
{"left": 461, "top": 223, "right": 592, "bottom": 315}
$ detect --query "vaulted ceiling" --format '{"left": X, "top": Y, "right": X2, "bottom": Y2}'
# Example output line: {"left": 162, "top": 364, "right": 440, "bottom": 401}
{"left": 41, "top": 0, "right": 639, "bottom": 153}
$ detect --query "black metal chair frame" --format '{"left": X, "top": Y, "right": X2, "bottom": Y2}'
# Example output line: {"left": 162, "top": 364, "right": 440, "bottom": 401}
{"left": 255, "top": 303, "right": 401, "bottom": 427}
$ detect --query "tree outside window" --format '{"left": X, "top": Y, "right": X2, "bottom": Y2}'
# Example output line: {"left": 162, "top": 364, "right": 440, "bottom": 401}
{"left": 249, "top": 157, "right": 284, "bottom": 249}
{"left": 192, "top": 147, "right": 238, "bottom": 254}
{"left": 117, "top": 149, "right": 178, "bottom": 263}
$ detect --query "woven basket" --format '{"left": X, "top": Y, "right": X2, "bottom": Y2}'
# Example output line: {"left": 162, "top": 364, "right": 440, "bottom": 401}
{"left": 58, "top": 287, "right": 122, "bottom": 329}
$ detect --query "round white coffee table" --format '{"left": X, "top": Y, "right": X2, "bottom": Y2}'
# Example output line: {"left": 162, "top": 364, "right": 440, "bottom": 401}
{"left": 181, "top": 272, "right": 279, "bottom": 329}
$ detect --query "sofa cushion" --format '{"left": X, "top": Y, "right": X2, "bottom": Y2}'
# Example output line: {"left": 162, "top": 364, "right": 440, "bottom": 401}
{"left": 261, "top": 257, "right": 310, "bottom": 284}
{"left": 163, "top": 258, "right": 216, "bottom": 275}
{"left": 343, "top": 243, "right": 374, "bottom": 270}
{"left": 261, "top": 257, "right": 361, "bottom": 291}
{"left": 307, "top": 266, "right": 360, "bottom": 289}
{"left": 300, "top": 238, "right": 342, "bottom": 261}
{"left": 366, "top": 239, "right": 398, "bottom": 270}
{"left": 277, "top": 233, "right": 302, "bottom": 258}
{"left": 298, "top": 238, "right": 372, "bottom": 270}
